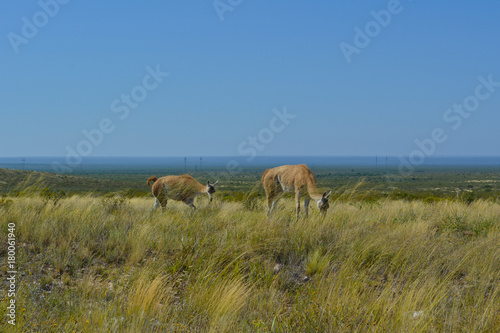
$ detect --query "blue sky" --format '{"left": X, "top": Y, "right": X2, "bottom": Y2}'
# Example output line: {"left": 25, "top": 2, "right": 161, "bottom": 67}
{"left": 1, "top": 1, "right": 500, "bottom": 158}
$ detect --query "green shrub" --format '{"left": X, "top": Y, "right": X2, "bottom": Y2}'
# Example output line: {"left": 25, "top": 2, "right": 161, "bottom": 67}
{"left": 118, "top": 188, "right": 150, "bottom": 198}
{"left": 423, "top": 196, "right": 441, "bottom": 204}
{"left": 0, "top": 197, "right": 13, "bottom": 210}
{"left": 459, "top": 191, "right": 475, "bottom": 205}
{"left": 243, "top": 192, "right": 261, "bottom": 211}
{"left": 436, "top": 214, "right": 494, "bottom": 237}
{"left": 39, "top": 187, "right": 66, "bottom": 205}
{"left": 390, "top": 190, "right": 418, "bottom": 201}
{"left": 100, "top": 194, "right": 129, "bottom": 213}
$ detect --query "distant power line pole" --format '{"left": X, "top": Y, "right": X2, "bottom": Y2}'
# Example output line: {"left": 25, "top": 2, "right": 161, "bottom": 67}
{"left": 184, "top": 157, "right": 187, "bottom": 173}
{"left": 21, "top": 158, "right": 25, "bottom": 170}
{"left": 200, "top": 157, "right": 202, "bottom": 171}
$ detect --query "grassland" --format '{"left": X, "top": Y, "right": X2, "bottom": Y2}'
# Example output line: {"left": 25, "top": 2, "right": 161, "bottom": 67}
{"left": 1, "top": 186, "right": 500, "bottom": 331}
{"left": 3, "top": 165, "right": 500, "bottom": 202}
{"left": 0, "top": 168, "right": 134, "bottom": 195}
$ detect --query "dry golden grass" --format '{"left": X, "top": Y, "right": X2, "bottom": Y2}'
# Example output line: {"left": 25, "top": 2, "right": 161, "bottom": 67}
{"left": 1, "top": 194, "right": 500, "bottom": 332}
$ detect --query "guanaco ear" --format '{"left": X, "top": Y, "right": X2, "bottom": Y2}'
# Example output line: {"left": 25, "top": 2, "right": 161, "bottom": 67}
{"left": 213, "top": 180, "right": 218, "bottom": 186}
{"left": 323, "top": 191, "right": 332, "bottom": 200}
{"left": 207, "top": 180, "right": 210, "bottom": 185}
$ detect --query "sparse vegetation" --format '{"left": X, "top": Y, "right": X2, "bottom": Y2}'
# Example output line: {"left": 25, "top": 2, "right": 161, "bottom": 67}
{"left": 1, "top": 189, "right": 500, "bottom": 332}
{"left": 39, "top": 187, "right": 66, "bottom": 206}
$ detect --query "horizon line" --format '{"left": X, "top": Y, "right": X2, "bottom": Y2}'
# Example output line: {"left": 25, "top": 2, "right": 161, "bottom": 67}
{"left": 1, "top": 155, "right": 500, "bottom": 159}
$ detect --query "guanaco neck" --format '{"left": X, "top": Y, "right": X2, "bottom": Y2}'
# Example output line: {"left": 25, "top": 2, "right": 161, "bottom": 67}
{"left": 198, "top": 185, "right": 209, "bottom": 195}
{"left": 307, "top": 183, "right": 323, "bottom": 202}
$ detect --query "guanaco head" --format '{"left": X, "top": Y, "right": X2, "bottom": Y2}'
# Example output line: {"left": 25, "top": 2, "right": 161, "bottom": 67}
{"left": 207, "top": 180, "right": 218, "bottom": 201}
{"left": 317, "top": 191, "right": 332, "bottom": 214}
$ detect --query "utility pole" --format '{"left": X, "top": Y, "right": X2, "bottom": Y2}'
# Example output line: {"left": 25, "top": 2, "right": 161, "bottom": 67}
{"left": 184, "top": 157, "right": 187, "bottom": 173}
{"left": 21, "top": 158, "right": 25, "bottom": 170}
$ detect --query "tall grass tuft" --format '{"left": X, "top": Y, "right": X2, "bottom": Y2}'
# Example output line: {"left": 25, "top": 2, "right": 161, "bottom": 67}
{"left": 127, "top": 275, "right": 173, "bottom": 331}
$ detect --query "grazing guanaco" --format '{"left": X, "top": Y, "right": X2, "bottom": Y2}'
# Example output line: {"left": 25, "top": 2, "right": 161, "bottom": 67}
{"left": 261, "top": 164, "right": 331, "bottom": 218}
{"left": 147, "top": 174, "right": 218, "bottom": 211}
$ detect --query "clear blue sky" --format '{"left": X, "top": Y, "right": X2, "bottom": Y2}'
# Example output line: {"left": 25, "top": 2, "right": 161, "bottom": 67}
{"left": 1, "top": 1, "right": 500, "bottom": 158}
